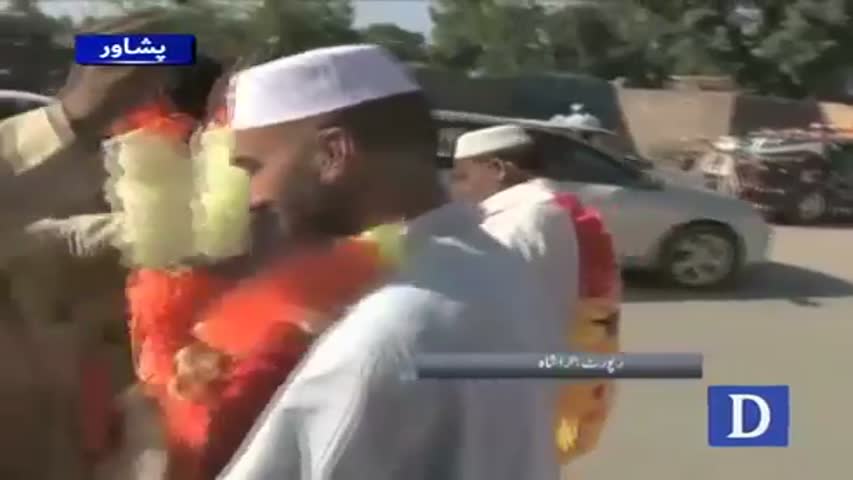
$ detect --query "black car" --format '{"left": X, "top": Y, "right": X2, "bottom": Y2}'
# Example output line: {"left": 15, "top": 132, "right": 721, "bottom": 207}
{"left": 0, "top": 89, "right": 53, "bottom": 120}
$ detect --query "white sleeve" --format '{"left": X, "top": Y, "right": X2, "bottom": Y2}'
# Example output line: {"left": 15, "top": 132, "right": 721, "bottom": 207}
{"left": 218, "top": 288, "right": 446, "bottom": 480}
{"left": 533, "top": 202, "right": 579, "bottom": 313}
{"left": 490, "top": 201, "right": 579, "bottom": 335}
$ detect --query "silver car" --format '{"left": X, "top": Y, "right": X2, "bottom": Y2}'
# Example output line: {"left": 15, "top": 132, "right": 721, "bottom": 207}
{"left": 435, "top": 110, "right": 771, "bottom": 289}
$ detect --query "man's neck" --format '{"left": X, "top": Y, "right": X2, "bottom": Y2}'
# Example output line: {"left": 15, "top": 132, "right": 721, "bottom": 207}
{"left": 500, "top": 172, "right": 535, "bottom": 192}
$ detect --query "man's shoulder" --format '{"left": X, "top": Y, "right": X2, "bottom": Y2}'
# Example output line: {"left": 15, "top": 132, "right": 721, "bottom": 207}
{"left": 287, "top": 284, "right": 455, "bottom": 388}
{"left": 481, "top": 194, "right": 574, "bottom": 244}
{"left": 318, "top": 284, "right": 450, "bottom": 347}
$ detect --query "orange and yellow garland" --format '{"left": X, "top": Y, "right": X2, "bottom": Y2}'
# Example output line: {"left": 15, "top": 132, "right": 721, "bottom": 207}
{"left": 554, "top": 193, "right": 621, "bottom": 464}
{"left": 107, "top": 99, "right": 404, "bottom": 479}
{"left": 127, "top": 237, "right": 395, "bottom": 480}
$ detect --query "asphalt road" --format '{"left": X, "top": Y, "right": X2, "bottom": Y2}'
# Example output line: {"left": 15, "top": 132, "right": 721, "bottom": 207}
{"left": 568, "top": 225, "right": 853, "bottom": 480}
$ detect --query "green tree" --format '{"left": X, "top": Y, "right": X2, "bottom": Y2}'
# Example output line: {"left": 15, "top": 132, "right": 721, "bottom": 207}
{"left": 541, "top": 2, "right": 666, "bottom": 84}
{"left": 251, "top": 0, "right": 359, "bottom": 60}
{"left": 626, "top": 0, "right": 853, "bottom": 98}
{"left": 108, "top": 0, "right": 359, "bottom": 62}
{"left": 360, "top": 23, "right": 427, "bottom": 62}
{"left": 430, "top": 0, "right": 553, "bottom": 74}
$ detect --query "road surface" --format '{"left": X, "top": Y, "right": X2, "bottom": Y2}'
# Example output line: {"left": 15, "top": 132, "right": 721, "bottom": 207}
{"left": 569, "top": 225, "right": 853, "bottom": 479}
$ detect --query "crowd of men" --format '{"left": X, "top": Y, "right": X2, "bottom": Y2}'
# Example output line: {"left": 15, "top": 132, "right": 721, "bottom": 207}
{"left": 0, "top": 10, "right": 619, "bottom": 480}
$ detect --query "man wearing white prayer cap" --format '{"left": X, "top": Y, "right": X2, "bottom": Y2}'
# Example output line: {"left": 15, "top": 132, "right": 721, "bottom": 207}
{"left": 451, "top": 125, "right": 620, "bottom": 470}
{"left": 219, "top": 45, "right": 563, "bottom": 480}
{"left": 451, "top": 124, "right": 578, "bottom": 338}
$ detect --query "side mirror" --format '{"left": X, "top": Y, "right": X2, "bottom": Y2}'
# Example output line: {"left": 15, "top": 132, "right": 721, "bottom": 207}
{"left": 625, "top": 154, "right": 654, "bottom": 169}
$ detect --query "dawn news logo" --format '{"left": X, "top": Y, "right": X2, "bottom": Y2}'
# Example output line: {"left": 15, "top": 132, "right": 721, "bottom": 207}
{"left": 707, "top": 385, "right": 790, "bottom": 447}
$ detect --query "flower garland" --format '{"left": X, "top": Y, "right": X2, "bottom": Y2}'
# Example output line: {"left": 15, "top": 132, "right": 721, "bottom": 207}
{"left": 126, "top": 268, "right": 232, "bottom": 394}
{"left": 107, "top": 95, "right": 408, "bottom": 478}
{"left": 553, "top": 193, "right": 621, "bottom": 464}
{"left": 104, "top": 99, "right": 199, "bottom": 269}
{"left": 191, "top": 124, "right": 251, "bottom": 261}
{"left": 128, "top": 235, "right": 399, "bottom": 480}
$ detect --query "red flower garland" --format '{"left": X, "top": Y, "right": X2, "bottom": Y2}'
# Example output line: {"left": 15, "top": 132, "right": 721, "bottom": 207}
{"left": 195, "top": 239, "right": 387, "bottom": 356}
{"left": 127, "top": 268, "right": 231, "bottom": 394}
{"left": 110, "top": 97, "right": 197, "bottom": 142}
{"left": 121, "top": 238, "right": 390, "bottom": 480}
{"left": 554, "top": 194, "right": 620, "bottom": 300}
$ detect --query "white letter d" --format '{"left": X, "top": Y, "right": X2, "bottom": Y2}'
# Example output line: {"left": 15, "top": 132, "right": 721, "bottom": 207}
{"left": 727, "top": 394, "right": 771, "bottom": 439}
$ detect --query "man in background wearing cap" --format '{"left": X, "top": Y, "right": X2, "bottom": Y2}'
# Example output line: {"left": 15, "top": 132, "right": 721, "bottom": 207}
{"left": 450, "top": 124, "right": 621, "bottom": 470}
{"left": 218, "top": 44, "right": 563, "bottom": 480}
{"left": 450, "top": 124, "right": 578, "bottom": 325}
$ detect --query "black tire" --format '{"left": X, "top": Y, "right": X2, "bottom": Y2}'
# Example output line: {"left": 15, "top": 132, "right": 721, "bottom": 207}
{"left": 658, "top": 224, "right": 741, "bottom": 289}
{"left": 785, "top": 191, "right": 827, "bottom": 224}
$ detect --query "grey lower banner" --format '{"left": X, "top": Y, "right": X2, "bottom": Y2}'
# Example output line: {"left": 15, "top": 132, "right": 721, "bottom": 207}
{"left": 411, "top": 353, "right": 703, "bottom": 380}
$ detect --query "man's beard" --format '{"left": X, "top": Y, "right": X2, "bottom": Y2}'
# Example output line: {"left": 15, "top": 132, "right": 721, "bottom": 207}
{"left": 273, "top": 154, "right": 363, "bottom": 239}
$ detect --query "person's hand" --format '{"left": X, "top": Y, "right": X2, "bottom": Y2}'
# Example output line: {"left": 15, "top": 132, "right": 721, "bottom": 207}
{"left": 57, "top": 9, "right": 175, "bottom": 138}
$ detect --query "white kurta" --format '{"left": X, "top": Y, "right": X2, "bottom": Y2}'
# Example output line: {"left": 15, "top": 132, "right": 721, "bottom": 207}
{"left": 478, "top": 178, "right": 579, "bottom": 341}
{"left": 219, "top": 202, "right": 565, "bottom": 480}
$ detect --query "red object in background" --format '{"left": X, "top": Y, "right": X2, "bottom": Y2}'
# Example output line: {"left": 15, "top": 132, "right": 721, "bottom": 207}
{"left": 110, "top": 97, "right": 198, "bottom": 142}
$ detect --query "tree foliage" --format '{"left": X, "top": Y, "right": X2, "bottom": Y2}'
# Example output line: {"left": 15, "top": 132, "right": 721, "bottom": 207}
{"left": 12, "top": 0, "right": 853, "bottom": 100}
{"left": 430, "top": 0, "right": 554, "bottom": 74}
{"left": 428, "top": 0, "right": 853, "bottom": 100}
{"left": 105, "top": 0, "right": 359, "bottom": 62}
{"left": 360, "top": 23, "right": 427, "bottom": 63}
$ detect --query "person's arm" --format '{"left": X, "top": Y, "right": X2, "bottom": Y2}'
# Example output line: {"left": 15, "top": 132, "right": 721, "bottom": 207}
{"left": 0, "top": 102, "right": 78, "bottom": 175}
{"left": 491, "top": 199, "right": 579, "bottom": 335}
{"left": 0, "top": 213, "right": 122, "bottom": 267}
{"left": 0, "top": 10, "right": 176, "bottom": 230}
{"left": 0, "top": 102, "right": 109, "bottom": 231}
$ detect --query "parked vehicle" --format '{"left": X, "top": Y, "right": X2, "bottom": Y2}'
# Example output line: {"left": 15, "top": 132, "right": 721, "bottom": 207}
{"left": 0, "top": 89, "right": 54, "bottom": 119}
{"left": 434, "top": 110, "right": 771, "bottom": 289}
{"left": 694, "top": 127, "right": 853, "bottom": 224}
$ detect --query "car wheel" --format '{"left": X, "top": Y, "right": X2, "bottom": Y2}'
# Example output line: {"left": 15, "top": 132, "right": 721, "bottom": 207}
{"left": 790, "top": 191, "right": 827, "bottom": 224}
{"left": 659, "top": 224, "right": 739, "bottom": 289}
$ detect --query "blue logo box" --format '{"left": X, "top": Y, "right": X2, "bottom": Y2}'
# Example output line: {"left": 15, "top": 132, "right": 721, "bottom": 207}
{"left": 708, "top": 385, "right": 790, "bottom": 447}
{"left": 75, "top": 34, "right": 196, "bottom": 66}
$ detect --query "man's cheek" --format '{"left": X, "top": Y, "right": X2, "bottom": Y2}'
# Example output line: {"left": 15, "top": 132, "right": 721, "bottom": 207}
{"left": 249, "top": 166, "right": 282, "bottom": 207}
{"left": 448, "top": 182, "right": 468, "bottom": 202}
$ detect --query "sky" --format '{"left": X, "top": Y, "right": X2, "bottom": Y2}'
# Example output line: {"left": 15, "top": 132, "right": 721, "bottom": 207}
{"left": 353, "top": 0, "right": 432, "bottom": 35}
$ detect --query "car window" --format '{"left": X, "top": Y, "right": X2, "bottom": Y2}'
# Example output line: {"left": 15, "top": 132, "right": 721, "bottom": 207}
{"left": 437, "top": 125, "right": 469, "bottom": 158}
{"left": 539, "top": 134, "right": 639, "bottom": 186}
{"left": 0, "top": 99, "right": 47, "bottom": 120}
{"left": 435, "top": 120, "right": 489, "bottom": 169}
{"left": 829, "top": 143, "right": 853, "bottom": 179}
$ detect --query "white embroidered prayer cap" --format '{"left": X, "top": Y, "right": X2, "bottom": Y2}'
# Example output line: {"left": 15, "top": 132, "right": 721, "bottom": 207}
{"left": 454, "top": 124, "right": 533, "bottom": 159}
{"left": 231, "top": 44, "right": 420, "bottom": 130}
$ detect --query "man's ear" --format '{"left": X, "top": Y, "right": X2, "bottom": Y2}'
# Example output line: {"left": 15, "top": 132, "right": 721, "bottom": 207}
{"left": 488, "top": 157, "right": 508, "bottom": 181}
{"left": 316, "top": 127, "right": 355, "bottom": 182}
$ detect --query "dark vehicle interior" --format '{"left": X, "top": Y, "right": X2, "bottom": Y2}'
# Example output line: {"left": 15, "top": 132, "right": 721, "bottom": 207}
{"left": 0, "top": 97, "right": 48, "bottom": 119}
